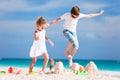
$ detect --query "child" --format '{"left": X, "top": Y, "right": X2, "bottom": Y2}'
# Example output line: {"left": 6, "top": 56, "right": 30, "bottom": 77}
{"left": 49, "top": 6, "right": 104, "bottom": 66}
{"left": 29, "top": 17, "right": 54, "bottom": 73}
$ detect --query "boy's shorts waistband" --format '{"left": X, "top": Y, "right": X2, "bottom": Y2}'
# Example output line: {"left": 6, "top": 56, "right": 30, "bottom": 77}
{"left": 63, "top": 29, "right": 74, "bottom": 35}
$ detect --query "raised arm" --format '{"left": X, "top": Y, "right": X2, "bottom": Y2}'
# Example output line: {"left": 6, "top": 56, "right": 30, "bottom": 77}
{"left": 49, "top": 18, "right": 62, "bottom": 26}
{"left": 85, "top": 10, "right": 104, "bottom": 18}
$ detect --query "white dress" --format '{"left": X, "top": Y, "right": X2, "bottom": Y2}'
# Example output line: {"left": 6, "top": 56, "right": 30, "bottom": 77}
{"left": 30, "top": 29, "right": 47, "bottom": 57}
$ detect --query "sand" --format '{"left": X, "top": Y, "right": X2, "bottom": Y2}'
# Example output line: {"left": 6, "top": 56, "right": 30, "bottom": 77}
{"left": 0, "top": 67, "right": 120, "bottom": 80}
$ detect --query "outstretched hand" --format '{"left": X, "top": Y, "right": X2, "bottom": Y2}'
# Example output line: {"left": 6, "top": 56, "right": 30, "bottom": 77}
{"left": 49, "top": 41, "right": 54, "bottom": 47}
{"left": 99, "top": 10, "right": 104, "bottom": 15}
{"left": 46, "top": 23, "right": 50, "bottom": 27}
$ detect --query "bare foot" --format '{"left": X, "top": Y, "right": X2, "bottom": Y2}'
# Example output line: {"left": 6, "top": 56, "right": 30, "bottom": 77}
{"left": 68, "top": 55, "right": 73, "bottom": 59}
{"left": 67, "top": 55, "right": 73, "bottom": 67}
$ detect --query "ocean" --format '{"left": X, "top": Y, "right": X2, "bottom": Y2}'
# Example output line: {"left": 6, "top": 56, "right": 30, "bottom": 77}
{"left": 0, "top": 58, "right": 120, "bottom": 71}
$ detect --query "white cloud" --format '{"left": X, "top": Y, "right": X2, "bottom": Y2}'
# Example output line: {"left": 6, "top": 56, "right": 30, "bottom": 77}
{"left": 0, "top": 0, "right": 28, "bottom": 11}
{"left": 0, "top": 15, "right": 120, "bottom": 40}
{"left": 0, "top": 0, "right": 72, "bottom": 12}
{"left": 0, "top": 0, "right": 119, "bottom": 40}
{"left": 78, "top": 16, "right": 120, "bottom": 39}
{"left": 77, "top": 2, "right": 108, "bottom": 12}
{"left": 86, "top": 33, "right": 96, "bottom": 39}
{"left": 0, "top": 20, "right": 35, "bottom": 33}
{"left": 0, "top": 0, "right": 108, "bottom": 13}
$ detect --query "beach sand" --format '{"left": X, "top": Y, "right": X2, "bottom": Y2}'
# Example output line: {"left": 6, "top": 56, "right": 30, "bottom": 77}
{"left": 0, "top": 67, "right": 120, "bottom": 80}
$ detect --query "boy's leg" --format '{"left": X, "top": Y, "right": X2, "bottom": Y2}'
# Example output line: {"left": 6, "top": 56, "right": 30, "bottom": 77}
{"left": 64, "top": 42, "right": 73, "bottom": 56}
{"left": 29, "top": 57, "right": 37, "bottom": 73}
{"left": 71, "top": 48, "right": 77, "bottom": 57}
{"left": 70, "top": 33, "right": 79, "bottom": 57}
{"left": 63, "top": 30, "right": 74, "bottom": 57}
{"left": 67, "top": 45, "right": 77, "bottom": 67}
{"left": 69, "top": 36, "right": 79, "bottom": 67}
{"left": 68, "top": 48, "right": 77, "bottom": 67}
{"left": 63, "top": 30, "right": 78, "bottom": 66}
{"left": 42, "top": 53, "right": 49, "bottom": 72}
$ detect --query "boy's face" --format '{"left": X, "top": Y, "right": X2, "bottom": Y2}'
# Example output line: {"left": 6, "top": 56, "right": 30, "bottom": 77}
{"left": 71, "top": 14, "right": 79, "bottom": 18}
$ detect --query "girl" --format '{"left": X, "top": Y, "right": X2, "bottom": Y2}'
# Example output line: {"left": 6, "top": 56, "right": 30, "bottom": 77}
{"left": 29, "top": 17, "right": 54, "bottom": 73}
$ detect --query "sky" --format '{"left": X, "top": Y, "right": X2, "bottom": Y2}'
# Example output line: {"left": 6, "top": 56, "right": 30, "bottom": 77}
{"left": 0, "top": 0, "right": 120, "bottom": 60}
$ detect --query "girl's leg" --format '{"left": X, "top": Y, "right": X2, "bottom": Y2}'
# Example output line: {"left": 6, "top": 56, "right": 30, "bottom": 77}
{"left": 64, "top": 42, "right": 73, "bottom": 56}
{"left": 29, "top": 57, "right": 37, "bottom": 73}
{"left": 42, "top": 53, "right": 49, "bottom": 72}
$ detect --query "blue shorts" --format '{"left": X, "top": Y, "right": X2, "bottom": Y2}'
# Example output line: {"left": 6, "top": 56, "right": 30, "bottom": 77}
{"left": 63, "top": 29, "right": 79, "bottom": 49}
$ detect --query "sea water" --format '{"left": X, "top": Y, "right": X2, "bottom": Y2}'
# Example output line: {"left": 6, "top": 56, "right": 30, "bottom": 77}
{"left": 0, "top": 58, "right": 120, "bottom": 71}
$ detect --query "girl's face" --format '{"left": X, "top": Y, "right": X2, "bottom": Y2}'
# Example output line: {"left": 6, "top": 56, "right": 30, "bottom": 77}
{"left": 37, "top": 24, "right": 46, "bottom": 31}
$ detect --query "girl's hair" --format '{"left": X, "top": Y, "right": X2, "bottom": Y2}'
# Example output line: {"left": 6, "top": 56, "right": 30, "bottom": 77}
{"left": 36, "top": 17, "right": 46, "bottom": 26}
{"left": 71, "top": 6, "right": 80, "bottom": 16}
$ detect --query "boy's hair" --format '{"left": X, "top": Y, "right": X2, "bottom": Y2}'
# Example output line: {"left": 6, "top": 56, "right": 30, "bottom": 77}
{"left": 36, "top": 17, "right": 46, "bottom": 26}
{"left": 71, "top": 6, "right": 80, "bottom": 16}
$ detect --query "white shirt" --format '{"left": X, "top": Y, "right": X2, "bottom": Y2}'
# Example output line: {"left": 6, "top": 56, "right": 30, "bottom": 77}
{"left": 60, "top": 12, "right": 87, "bottom": 32}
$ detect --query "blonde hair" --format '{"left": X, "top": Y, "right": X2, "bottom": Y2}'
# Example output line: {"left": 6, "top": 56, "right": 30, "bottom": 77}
{"left": 36, "top": 17, "right": 46, "bottom": 27}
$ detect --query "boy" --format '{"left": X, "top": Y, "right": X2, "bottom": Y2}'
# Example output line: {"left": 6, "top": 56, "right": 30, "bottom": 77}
{"left": 49, "top": 6, "right": 104, "bottom": 66}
